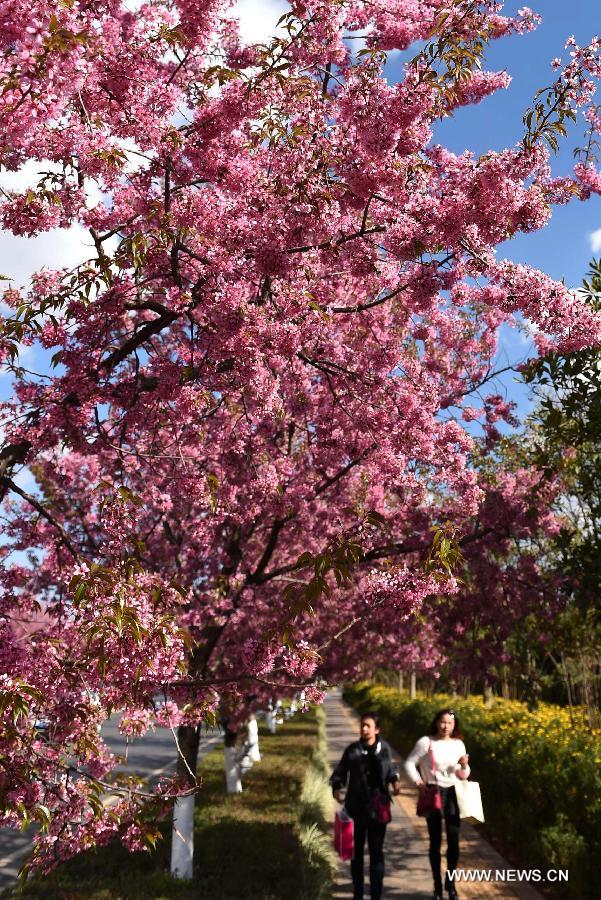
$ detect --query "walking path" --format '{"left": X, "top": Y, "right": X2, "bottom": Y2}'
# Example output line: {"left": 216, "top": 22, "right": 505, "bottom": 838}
{"left": 325, "top": 689, "right": 543, "bottom": 900}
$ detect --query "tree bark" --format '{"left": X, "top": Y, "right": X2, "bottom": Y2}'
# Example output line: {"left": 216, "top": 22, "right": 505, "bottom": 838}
{"left": 170, "top": 724, "right": 200, "bottom": 880}
{"left": 247, "top": 715, "right": 261, "bottom": 763}
{"left": 265, "top": 699, "right": 277, "bottom": 733}
{"left": 224, "top": 725, "right": 242, "bottom": 793}
{"left": 483, "top": 680, "right": 494, "bottom": 708}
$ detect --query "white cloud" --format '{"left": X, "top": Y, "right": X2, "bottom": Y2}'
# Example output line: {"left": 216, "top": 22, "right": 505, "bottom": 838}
{"left": 0, "top": 159, "right": 61, "bottom": 194}
{"left": 115, "top": 139, "right": 151, "bottom": 176}
{"left": 0, "top": 157, "right": 105, "bottom": 207}
{"left": 0, "top": 4, "right": 290, "bottom": 290}
{"left": 13, "top": 467, "right": 38, "bottom": 494}
{"left": 589, "top": 227, "right": 601, "bottom": 254}
{"left": 0, "top": 225, "right": 98, "bottom": 290}
{"left": 344, "top": 25, "right": 371, "bottom": 53}
{"left": 233, "top": 0, "right": 289, "bottom": 45}
{"left": 123, "top": 0, "right": 289, "bottom": 43}
{"left": 0, "top": 160, "right": 115, "bottom": 289}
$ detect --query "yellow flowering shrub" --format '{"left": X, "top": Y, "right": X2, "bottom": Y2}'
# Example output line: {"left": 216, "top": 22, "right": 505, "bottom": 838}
{"left": 344, "top": 683, "right": 601, "bottom": 898}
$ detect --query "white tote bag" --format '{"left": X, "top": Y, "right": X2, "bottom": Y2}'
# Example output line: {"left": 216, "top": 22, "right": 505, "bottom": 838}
{"left": 454, "top": 779, "right": 485, "bottom": 824}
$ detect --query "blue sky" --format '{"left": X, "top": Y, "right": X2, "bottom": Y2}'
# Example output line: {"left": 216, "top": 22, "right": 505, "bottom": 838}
{"left": 431, "top": 0, "right": 601, "bottom": 288}
{"left": 381, "top": 0, "right": 601, "bottom": 421}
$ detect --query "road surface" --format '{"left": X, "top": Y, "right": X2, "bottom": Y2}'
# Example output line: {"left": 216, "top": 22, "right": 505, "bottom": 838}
{"left": 0, "top": 718, "right": 221, "bottom": 891}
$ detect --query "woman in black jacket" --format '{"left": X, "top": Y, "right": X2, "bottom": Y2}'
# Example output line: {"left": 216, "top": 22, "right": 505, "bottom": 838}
{"left": 330, "top": 711, "right": 401, "bottom": 900}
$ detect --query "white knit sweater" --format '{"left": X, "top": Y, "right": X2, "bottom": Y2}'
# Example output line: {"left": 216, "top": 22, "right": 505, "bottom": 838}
{"left": 404, "top": 736, "right": 470, "bottom": 788}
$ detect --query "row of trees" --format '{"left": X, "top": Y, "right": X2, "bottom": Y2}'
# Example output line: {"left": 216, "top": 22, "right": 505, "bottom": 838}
{"left": 0, "top": 0, "right": 600, "bottom": 878}
{"left": 523, "top": 259, "right": 601, "bottom": 723}
{"left": 394, "top": 259, "right": 601, "bottom": 723}
{"left": 496, "top": 259, "right": 601, "bottom": 724}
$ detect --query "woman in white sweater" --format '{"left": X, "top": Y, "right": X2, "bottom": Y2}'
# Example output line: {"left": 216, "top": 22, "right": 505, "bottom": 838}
{"left": 405, "top": 709, "right": 469, "bottom": 900}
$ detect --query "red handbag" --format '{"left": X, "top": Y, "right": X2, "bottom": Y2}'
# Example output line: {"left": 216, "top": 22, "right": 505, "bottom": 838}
{"left": 334, "top": 808, "right": 354, "bottom": 860}
{"left": 358, "top": 747, "right": 393, "bottom": 825}
{"left": 416, "top": 741, "right": 442, "bottom": 817}
{"left": 370, "top": 789, "right": 392, "bottom": 824}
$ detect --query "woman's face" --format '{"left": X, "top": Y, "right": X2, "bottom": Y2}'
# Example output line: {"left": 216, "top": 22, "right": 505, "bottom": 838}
{"left": 436, "top": 713, "right": 455, "bottom": 738}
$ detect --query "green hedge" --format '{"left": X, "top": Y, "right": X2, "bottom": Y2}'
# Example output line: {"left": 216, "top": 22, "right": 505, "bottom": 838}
{"left": 344, "top": 683, "right": 601, "bottom": 898}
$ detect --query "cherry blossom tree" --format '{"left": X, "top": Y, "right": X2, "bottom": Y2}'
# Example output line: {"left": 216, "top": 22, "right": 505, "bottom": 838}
{"left": 1, "top": 0, "right": 600, "bottom": 877}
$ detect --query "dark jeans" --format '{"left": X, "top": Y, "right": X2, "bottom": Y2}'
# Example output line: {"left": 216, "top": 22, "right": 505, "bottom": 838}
{"left": 351, "top": 818, "right": 387, "bottom": 900}
{"left": 426, "top": 786, "right": 460, "bottom": 890}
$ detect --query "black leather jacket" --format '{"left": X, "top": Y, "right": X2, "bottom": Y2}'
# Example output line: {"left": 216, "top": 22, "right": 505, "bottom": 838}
{"left": 330, "top": 738, "right": 400, "bottom": 821}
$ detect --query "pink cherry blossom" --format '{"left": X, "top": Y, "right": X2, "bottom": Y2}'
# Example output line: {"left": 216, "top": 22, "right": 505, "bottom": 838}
{"left": 0, "top": 0, "right": 600, "bottom": 872}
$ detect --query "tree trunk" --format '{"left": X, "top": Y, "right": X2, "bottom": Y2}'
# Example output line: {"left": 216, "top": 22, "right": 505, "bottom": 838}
{"left": 564, "top": 659, "right": 576, "bottom": 728}
{"left": 580, "top": 649, "right": 593, "bottom": 730}
{"left": 247, "top": 715, "right": 261, "bottom": 763}
{"left": 265, "top": 700, "right": 277, "bottom": 733}
{"left": 224, "top": 725, "right": 242, "bottom": 793}
{"left": 409, "top": 670, "right": 417, "bottom": 699}
{"left": 237, "top": 720, "right": 257, "bottom": 776}
{"left": 483, "top": 680, "right": 493, "bottom": 708}
{"left": 398, "top": 671, "right": 404, "bottom": 693}
{"left": 170, "top": 724, "right": 200, "bottom": 880}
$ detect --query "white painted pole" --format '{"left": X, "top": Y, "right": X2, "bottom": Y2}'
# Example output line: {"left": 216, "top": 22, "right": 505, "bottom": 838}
{"left": 170, "top": 794, "right": 195, "bottom": 880}
{"left": 247, "top": 715, "right": 261, "bottom": 763}
{"left": 225, "top": 745, "right": 242, "bottom": 793}
{"left": 266, "top": 699, "right": 277, "bottom": 733}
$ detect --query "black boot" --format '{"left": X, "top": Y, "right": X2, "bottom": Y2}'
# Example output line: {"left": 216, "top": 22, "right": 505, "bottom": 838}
{"left": 445, "top": 878, "right": 458, "bottom": 900}
{"left": 433, "top": 876, "right": 443, "bottom": 900}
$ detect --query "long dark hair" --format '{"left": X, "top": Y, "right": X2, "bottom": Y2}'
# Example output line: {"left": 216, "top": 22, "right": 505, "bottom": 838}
{"left": 429, "top": 708, "right": 463, "bottom": 739}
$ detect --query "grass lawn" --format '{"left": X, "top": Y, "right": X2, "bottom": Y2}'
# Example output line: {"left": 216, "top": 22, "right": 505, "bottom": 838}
{"left": 4, "top": 710, "right": 328, "bottom": 900}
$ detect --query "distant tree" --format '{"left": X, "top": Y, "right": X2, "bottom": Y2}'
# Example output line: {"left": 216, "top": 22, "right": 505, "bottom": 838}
{"left": 524, "top": 259, "right": 601, "bottom": 609}
{"left": 434, "top": 260, "right": 601, "bottom": 713}
{"left": 521, "top": 259, "right": 601, "bottom": 720}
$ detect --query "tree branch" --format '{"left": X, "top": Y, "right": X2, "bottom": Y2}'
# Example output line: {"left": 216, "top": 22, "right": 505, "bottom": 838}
{"left": 314, "top": 448, "right": 374, "bottom": 496}
{"left": 0, "top": 441, "right": 32, "bottom": 500}
{"left": 247, "top": 514, "right": 295, "bottom": 584}
{"left": 287, "top": 225, "right": 385, "bottom": 255}
{"left": 0, "top": 476, "right": 78, "bottom": 558}
{"left": 331, "top": 252, "right": 455, "bottom": 314}
{"left": 100, "top": 310, "right": 178, "bottom": 372}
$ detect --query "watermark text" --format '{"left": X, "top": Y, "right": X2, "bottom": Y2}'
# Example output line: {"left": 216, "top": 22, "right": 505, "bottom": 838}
{"left": 448, "top": 869, "right": 569, "bottom": 884}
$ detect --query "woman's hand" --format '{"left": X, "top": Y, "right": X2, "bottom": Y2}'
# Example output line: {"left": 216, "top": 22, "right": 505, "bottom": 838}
{"left": 391, "top": 780, "right": 402, "bottom": 795}
{"left": 458, "top": 754, "right": 469, "bottom": 768}
{"left": 415, "top": 778, "right": 425, "bottom": 788}
{"left": 334, "top": 789, "right": 346, "bottom": 804}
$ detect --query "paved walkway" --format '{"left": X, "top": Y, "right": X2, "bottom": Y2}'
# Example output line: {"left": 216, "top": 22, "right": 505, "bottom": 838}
{"left": 325, "top": 690, "right": 543, "bottom": 900}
